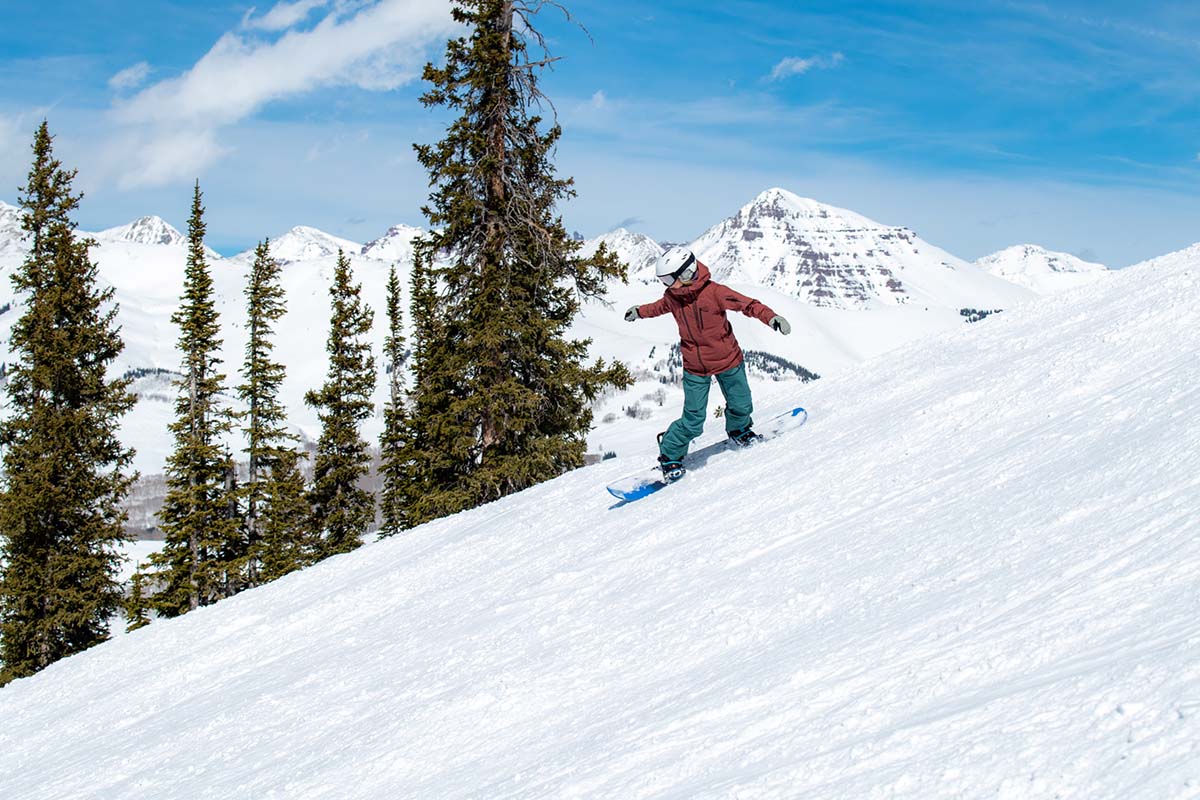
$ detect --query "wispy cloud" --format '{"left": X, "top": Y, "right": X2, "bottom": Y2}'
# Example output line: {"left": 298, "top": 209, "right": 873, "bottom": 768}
{"left": 108, "top": 62, "right": 152, "bottom": 92}
{"left": 243, "top": 0, "right": 333, "bottom": 32}
{"left": 0, "top": 113, "right": 20, "bottom": 163}
{"left": 0, "top": 108, "right": 52, "bottom": 165}
{"left": 108, "top": 0, "right": 456, "bottom": 188}
{"left": 768, "top": 52, "right": 844, "bottom": 81}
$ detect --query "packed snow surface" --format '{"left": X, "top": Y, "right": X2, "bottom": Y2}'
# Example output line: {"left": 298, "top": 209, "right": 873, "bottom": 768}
{"left": 1, "top": 240, "right": 1198, "bottom": 798}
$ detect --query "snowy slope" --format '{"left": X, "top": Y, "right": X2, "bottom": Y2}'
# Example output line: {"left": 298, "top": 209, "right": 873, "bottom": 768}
{"left": 978, "top": 244, "right": 1111, "bottom": 294}
{"left": 691, "top": 188, "right": 1032, "bottom": 311}
{"left": 2, "top": 239, "right": 1198, "bottom": 799}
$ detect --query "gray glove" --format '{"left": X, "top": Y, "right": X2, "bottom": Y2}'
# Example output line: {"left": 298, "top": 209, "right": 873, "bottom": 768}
{"left": 770, "top": 315, "right": 791, "bottom": 335}
{"left": 624, "top": 305, "right": 640, "bottom": 322}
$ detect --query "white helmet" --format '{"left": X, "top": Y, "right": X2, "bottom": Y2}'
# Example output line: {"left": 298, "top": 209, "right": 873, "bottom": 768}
{"left": 656, "top": 246, "right": 698, "bottom": 286}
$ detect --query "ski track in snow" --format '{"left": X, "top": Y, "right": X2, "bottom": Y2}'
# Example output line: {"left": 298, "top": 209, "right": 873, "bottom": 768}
{"left": 1, "top": 253, "right": 1199, "bottom": 798}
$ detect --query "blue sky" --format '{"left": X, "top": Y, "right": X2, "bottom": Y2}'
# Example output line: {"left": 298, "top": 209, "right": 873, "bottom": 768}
{"left": 1, "top": 0, "right": 1198, "bottom": 265}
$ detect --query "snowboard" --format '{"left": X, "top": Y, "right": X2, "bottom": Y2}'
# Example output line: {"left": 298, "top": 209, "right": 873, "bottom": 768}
{"left": 606, "top": 406, "right": 808, "bottom": 503}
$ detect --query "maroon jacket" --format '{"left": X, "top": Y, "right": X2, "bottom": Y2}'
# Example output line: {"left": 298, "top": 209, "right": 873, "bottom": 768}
{"left": 638, "top": 262, "right": 778, "bottom": 376}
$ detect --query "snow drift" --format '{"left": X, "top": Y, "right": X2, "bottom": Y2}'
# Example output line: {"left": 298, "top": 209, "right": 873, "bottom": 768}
{"left": 0, "top": 245, "right": 1198, "bottom": 799}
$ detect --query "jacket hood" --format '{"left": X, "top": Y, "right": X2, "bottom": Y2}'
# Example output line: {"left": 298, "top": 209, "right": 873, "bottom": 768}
{"left": 665, "top": 261, "right": 712, "bottom": 302}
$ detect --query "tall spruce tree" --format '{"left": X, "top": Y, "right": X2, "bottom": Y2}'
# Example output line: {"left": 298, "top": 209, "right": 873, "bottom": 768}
{"left": 377, "top": 264, "right": 408, "bottom": 538}
{"left": 0, "top": 122, "right": 137, "bottom": 684}
{"left": 401, "top": 0, "right": 631, "bottom": 525}
{"left": 237, "top": 240, "right": 308, "bottom": 582}
{"left": 149, "top": 183, "right": 240, "bottom": 616}
{"left": 305, "top": 249, "right": 375, "bottom": 557}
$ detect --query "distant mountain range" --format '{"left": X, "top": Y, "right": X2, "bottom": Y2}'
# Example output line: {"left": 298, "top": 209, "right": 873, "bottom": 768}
{"left": 0, "top": 189, "right": 1130, "bottom": 478}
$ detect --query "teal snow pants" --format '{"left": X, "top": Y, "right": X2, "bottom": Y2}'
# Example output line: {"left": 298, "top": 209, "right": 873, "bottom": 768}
{"left": 659, "top": 362, "right": 753, "bottom": 461}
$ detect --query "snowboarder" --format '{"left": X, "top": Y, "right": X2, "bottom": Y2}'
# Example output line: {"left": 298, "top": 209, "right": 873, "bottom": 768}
{"left": 624, "top": 247, "right": 791, "bottom": 482}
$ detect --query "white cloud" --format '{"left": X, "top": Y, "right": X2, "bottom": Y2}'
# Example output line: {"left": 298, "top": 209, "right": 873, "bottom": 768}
{"left": 109, "top": 129, "right": 230, "bottom": 190}
{"left": 108, "top": 62, "right": 152, "bottom": 92}
{"left": 768, "top": 52, "right": 845, "bottom": 81}
{"left": 243, "top": 0, "right": 333, "bottom": 32}
{"left": 0, "top": 109, "right": 52, "bottom": 166}
{"left": 108, "top": 0, "right": 456, "bottom": 188}
{"left": 590, "top": 90, "right": 607, "bottom": 109}
{"left": 0, "top": 113, "right": 19, "bottom": 155}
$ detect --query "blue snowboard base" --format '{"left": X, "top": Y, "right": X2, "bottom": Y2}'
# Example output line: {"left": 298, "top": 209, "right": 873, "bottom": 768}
{"left": 606, "top": 406, "right": 808, "bottom": 503}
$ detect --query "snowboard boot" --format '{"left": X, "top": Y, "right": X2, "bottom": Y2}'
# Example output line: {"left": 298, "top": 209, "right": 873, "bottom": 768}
{"left": 657, "top": 454, "right": 686, "bottom": 483}
{"left": 727, "top": 425, "right": 763, "bottom": 448}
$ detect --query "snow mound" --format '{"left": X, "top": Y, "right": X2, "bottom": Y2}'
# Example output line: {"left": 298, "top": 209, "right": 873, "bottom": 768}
{"left": 2, "top": 241, "right": 1198, "bottom": 798}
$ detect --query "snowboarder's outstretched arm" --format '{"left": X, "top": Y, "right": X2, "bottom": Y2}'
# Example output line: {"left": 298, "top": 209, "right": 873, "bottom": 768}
{"left": 716, "top": 285, "right": 789, "bottom": 333}
{"left": 627, "top": 296, "right": 673, "bottom": 321}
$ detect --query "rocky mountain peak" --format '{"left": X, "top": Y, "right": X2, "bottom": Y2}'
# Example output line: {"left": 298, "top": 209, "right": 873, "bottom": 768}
{"left": 691, "top": 190, "right": 937, "bottom": 309}
{"left": 98, "top": 215, "right": 186, "bottom": 247}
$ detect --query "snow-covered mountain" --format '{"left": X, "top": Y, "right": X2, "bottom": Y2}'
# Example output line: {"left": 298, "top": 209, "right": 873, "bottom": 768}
{"left": 0, "top": 200, "right": 23, "bottom": 258}
{"left": 360, "top": 223, "right": 424, "bottom": 263}
{"left": 691, "top": 188, "right": 1030, "bottom": 311}
{"left": 577, "top": 227, "right": 664, "bottom": 283}
{"left": 95, "top": 215, "right": 186, "bottom": 248}
{"left": 2, "top": 239, "right": 1197, "bottom": 800}
{"left": 977, "top": 244, "right": 1111, "bottom": 294}
{"left": 235, "top": 225, "right": 362, "bottom": 264}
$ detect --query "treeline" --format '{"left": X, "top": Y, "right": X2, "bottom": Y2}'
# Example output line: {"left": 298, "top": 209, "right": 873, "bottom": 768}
{"left": 657, "top": 344, "right": 820, "bottom": 384}
{"left": 960, "top": 308, "right": 1003, "bottom": 324}
{"left": 0, "top": 0, "right": 630, "bottom": 685}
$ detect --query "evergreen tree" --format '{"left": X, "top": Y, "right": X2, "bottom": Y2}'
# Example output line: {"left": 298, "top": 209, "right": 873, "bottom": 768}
{"left": 237, "top": 240, "right": 308, "bottom": 582}
{"left": 377, "top": 264, "right": 408, "bottom": 537}
{"left": 149, "top": 183, "right": 240, "bottom": 616}
{"left": 305, "top": 250, "right": 375, "bottom": 557}
{"left": 124, "top": 567, "right": 151, "bottom": 633}
{"left": 402, "top": 0, "right": 631, "bottom": 525}
{"left": 256, "top": 448, "right": 310, "bottom": 581}
{"left": 397, "top": 251, "right": 460, "bottom": 525}
{"left": 0, "top": 122, "right": 137, "bottom": 684}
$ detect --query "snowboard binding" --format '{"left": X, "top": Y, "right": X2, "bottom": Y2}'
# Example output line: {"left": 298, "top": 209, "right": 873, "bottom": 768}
{"left": 657, "top": 455, "right": 686, "bottom": 483}
{"left": 726, "top": 426, "right": 762, "bottom": 447}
